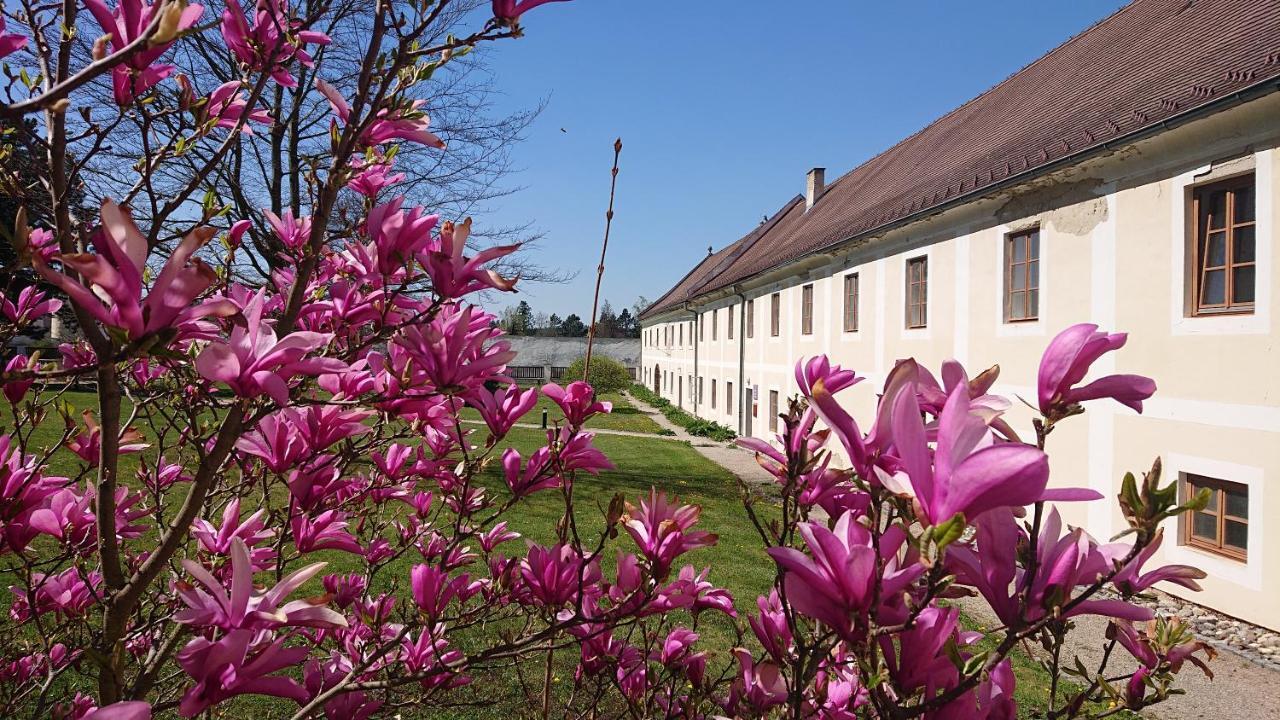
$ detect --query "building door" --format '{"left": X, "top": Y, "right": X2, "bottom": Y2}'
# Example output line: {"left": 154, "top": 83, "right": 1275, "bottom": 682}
{"left": 653, "top": 364, "right": 660, "bottom": 394}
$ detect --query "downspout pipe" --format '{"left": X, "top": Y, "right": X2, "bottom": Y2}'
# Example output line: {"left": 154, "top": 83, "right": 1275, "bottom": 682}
{"left": 733, "top": 287, "right": 747, "bottom": 437}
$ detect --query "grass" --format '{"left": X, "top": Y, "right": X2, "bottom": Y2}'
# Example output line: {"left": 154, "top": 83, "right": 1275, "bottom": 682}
{"left": 458, "top": 390, "right": 664, "bottom": 435}
{"left": 6, "top": 390, "right": 1113, "bottom": 718}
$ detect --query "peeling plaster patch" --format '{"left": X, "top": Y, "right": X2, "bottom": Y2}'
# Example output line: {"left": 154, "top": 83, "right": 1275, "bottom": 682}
{"left": 996, "top": 178, "right": 1109, "bottom": 236}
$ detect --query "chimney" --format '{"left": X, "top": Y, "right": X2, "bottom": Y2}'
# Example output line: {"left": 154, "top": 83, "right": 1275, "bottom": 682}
{"left": 805, "top": 167, "right": 825, "bottom": 211}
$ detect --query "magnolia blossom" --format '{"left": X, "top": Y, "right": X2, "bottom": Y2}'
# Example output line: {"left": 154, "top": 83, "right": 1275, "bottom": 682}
{"left": 202, "top": 81, "right": 272, "bottom": 133}
{"left": 36, "top": 201, "right": 235, "bottom": 341}
{"left": 420, "top": 218, "right": 520, "bottom": 299}
{"left": 1, "top": 286, "right": 62, "bottom": 326}
{"left": 84, "top": 0, "right": 205, "bottom": 104}
{"left": 317, "top": 79, "right": 446, "bottom": 149}
{"left": 1038, "top": 323, "right": 1157, "bottom": 416}
{"left": 491, "top": 0, "right": 570, "bottom": 24}
{"left": 220, "top": 0, "right": 331, "bottom": 87}
{"left": 542, "top": 381, "right": 611, "bottom": 427}
{"left": 0, "top": 15, "right": 27, "bottom": 59}
{"left": 348, "top": 159, "right": 406, "bottom": 197}
{"left": 195, "top": 290, "right": 345, "bottom": 403}
{"left": 622, "top": 489, "right": 716, "bottom": 580}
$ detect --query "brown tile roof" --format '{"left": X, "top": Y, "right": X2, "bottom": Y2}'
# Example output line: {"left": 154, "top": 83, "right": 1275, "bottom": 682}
{"left": 642, "top": 0, "right": 1280, "bottom": 320}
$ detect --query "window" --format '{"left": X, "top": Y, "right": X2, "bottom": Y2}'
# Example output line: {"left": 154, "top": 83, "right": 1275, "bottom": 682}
{"left": 1192, "top": 175, "right": 1256, "bottom": 315}
{"left": 711, "top": 379, "right": 717, "bottom": 409}
{"left": 906, "top": 256, "right": 928, "bottom": 329}
{"left": 770, "top": 293, "right": 780, "bottom": 336}
{"left": 728, "top": 306, "right": 735, "bottom": 339}
{"left": 801, "top": 284, "right": 814, "bottom": 335}
{"left": 768, "top": 390, "right": 779, "bottom": 432}
{"left": 1183, "top": 473, "right": 1248, "bottom": 560}
{"left": 1004, "top": 228, "right": 1040, "bottom": 322}
{"left": 843, "top": 273, "right": 859, "bottom": 332}
{"left": 726, "top": 381, "right": 733, "bottom": 415}
{"left": 679, "top": 324, "right": 683, "bottom": 346}
{"left": 746, "top": 300, "right": 755, "bottom": 338}
{"left": 699, "top": 314, "right": 704, "bottom": 341}
{"left": 697, "top": 376, "right": 703, "bottom": 404}
{"left": 711, "top": 309, "right": 718, "bottom": 340}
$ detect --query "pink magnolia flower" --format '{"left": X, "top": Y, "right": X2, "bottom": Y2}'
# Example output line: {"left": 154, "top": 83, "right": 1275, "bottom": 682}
{"left": 36, "top": 201, "right": 236, "bottom": 341}
{"left": 220, "top": 0, "right": 331, "bottom": 87}
{"left": 195, "top": 290, "right": 345, "bottom": 404}
{"left": 175, "top": 630, "right": 309, "bottom": 717}
{"left": 348, "top": 158, "right": 405, "bottom": 197}
{"left": 316, "top": 79, "right": 446, "bottom": 149}
{"left": 174, "top": 537, "right": 347, "bottom": 631}
{"left": 235, "top": 411, "right": 309, "bottom": 473}
{"left": 9, "top": 567, "right": 102, "bottom": 621}
{"left": 25, "top": 228, "right": 58, "bottom": 263}
{"left": 0, "top": 436, "right": 66, "bottom": 553}
{"left": 551, "top": 427, "right": 614, "bottom": 475}
{"left": 67, "top": 411, "right": 150, "bottom": 466}
{"left": 58, "top": 342, "right": 98, "bottom": 370}
{"left": 622, "top": 489, "right": 716, "bottom": 580}
{"left": 27, "top": 487, "right": 96, "bottom": 549}
{"left": 1038, "top": 323, "right": 1156, "bottom": 416}
{"left": 1, "top": 286, "right": 62, "bottom": 325}
{"left": 420, "top": 218, "right": 520, "bottom": 299}
{"left": 262, "top": 208, "right": 311, "bottom": 251}
{"left": 491, "top": 0, "right": 570, "bottom": 24}
{"left": 1110, "top": 617, "right": 1216, "bottom": 681}
{"left": 795, "top": 355, "right": 862, "bottom": 397}
{"left": 202, "top": 81, "right": 272, "bottom": 133}
{"left": 1108, "top": 528, "right": 1206, "bottom": 595}
{"left": 748, "top": 590, "right": 793, "bottom": 664}
{"left": 410, "top": 564, "right": 483, "bottom": 619}
{"left": 292, "top": 510, "right": 363, "bottom": 555}
{"left": 191, "top": 498, "right": 276, "bottom": 569}
{"left": 541, "top": 381, "right": 610, "bottom": 427}
{"left": 321, "top": 573, "right": 366, "bottom": 609}
{"left": 394, "top": 304, "right": 515, "bottom": 393}
{"left": 85, "top": 0, "right": 205, "bottom": 104}
{"left": 80, "top": 701, "right": 152, "bottom": 720}
{"left": 501, "top": 446, "right": 558, "bottom": 498}
{"left": 766, "top": 512, "right": 923, "bottom": 640}
{"left": 138, "top": 457, "right": 191, "bottom": 491}
{"left": 885, "top": 382, "right": 1092, "bottom": 525}
{"left": 3, "top": 354, "right": 37, "bottom": 404}
{"left": 360, "top": 197, "right": 439, "bottom": 278}
{"left": 730, "top": 649, "right": 788, "bottom": 714}
{"left": 400, "top": 625, "right": 469, "bottom": 691}
{"left": 517, "top": 543, "right": 601, "bottom": 608}
{"left": 0, "top": 15, "right": 27, "bottom": 59}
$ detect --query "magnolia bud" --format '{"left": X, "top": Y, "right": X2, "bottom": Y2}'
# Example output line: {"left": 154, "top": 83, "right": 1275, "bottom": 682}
{"left": 150, "top": 0, "right": 188, "bottom": 46}
{"left": 92, "top": 34, "right": 110, "bottom": 61}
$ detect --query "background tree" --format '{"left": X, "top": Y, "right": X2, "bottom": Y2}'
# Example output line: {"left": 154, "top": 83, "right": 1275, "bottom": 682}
{"left": 559, "top": 312, "right": 587, "bottom": 337}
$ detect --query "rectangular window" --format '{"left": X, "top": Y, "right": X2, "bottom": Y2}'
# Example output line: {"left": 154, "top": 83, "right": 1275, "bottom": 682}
{"left": 801, "top": 284, "right": 814, "bottom": 335}
{"left": 746, "top": 300, "right": 755, "bottom": 338}
{"left": 679, "top": 324, "right": 683, "bottom": 346}
{"left": 906, "top": 256, "right": 928, "bottom": 329}
{"left": 768, "top": 390, "right": 779, "bottom": 432}
{"left": 698, "top": 314, "right": 704, "bottom": 341}
{"left": 697, "top": 376, "right": 703, "bottom": 404}
{"left": 843, "top": 273, "right": 859, "bottom": 332}
{"left": 726, "top": 381, "right": 733, "bottom": 415}
{"left": 770, "top": 293, "right": 781, "bottom": 336}
{"left": 728, "top": 305, "right": 735, "bottom": 339}
{"left": 1192, "top": 175, "right": 1256, "bottom": 315}
{"left": 1183, "top": 473, "right": 1248, "bottom": 560}
{"left": 712, "top": 309, "right": 718, "bottom": 341}
{"left": 1004, "top": 228, "right": 1040, "bottom": 322}
{"left": 711, "top": 379, "right": 717, "bottom": 409}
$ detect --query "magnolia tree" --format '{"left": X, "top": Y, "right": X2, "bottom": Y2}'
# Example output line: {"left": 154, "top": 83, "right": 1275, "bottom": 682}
{"left": 0, "top": 1, "right": 1216, "bottom": 718}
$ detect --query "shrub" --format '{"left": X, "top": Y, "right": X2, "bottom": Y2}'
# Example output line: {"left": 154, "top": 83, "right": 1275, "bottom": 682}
{"left": 629, "top": 384, "right": 736, "bottom": 440}
{"left": 561, "top": 355, "right": 633, "bottom": 393}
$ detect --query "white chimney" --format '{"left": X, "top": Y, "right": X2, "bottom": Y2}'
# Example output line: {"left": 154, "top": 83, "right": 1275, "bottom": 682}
{"left": 806, "top": 167, "right": 825, "bottom": 211}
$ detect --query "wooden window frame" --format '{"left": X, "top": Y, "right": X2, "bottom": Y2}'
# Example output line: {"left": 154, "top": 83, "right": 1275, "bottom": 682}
{"left": 1191, "top": 175, "right": 1256, "bottom": 316}
{"left": 746, "top": 300, "right": 754, "bottom": 339}
{"left": 770, "top": 293, "right": 781, "bottom": 337}
{"left": 698, "top": 314, "right": 704, "bottom": 342}
{"left": 726, "top": 381, "right": 733, "bottom": 415}
{"left": 843, "top": 273, "right": 860, "bottom": 333}
{"left": 800, "top": 284, "right": 814, "bottom": 335}
{"left": 711, "top": 309, "right": 718, "bottom": 341}
{"left": 1004, "top": 228, "right": 1040, "bottom": 322}
{"left": 905, "top": 256, "right": 928, "bottom": 329}
{"left": 1181, "top": 473, "right": 1248, "bottom": 561}
{"left": 768, "top": 390, "right": 779, "bottom": 432}
{"left": 711, "top": 379, "right": 717, "bottom": 409}
{"left": 727, "top": 305, "right": 735, "bottom": 340}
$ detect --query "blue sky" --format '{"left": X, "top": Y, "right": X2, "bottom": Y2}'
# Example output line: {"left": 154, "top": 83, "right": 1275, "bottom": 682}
{"left": 476, "top": 0, "right": 1128, "bottom": 320}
